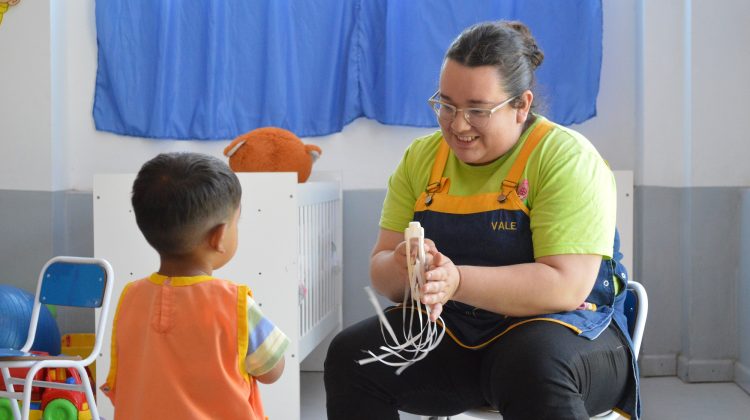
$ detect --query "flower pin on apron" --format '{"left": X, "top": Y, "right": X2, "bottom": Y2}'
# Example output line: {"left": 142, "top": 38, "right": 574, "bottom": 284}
{"left": 517, "top": 179, "right": 529, "bottom": 200}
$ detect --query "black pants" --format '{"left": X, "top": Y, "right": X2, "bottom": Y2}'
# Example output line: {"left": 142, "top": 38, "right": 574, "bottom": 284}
{"left": 324, "top": 310, "right": 631, "bottom": 420}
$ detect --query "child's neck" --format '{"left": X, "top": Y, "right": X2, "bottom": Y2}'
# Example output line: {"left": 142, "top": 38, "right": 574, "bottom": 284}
{"left": 157, "top": 254, "right": 214, "bottom": 278}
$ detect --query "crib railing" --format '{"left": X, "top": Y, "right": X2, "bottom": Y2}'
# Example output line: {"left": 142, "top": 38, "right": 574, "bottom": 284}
{"left": 296, "top": 181, "right": 342, "bottom": 360}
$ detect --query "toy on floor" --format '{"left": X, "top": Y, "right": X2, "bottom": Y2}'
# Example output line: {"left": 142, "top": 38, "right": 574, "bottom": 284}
{"left": 0, "top": 361, "right": 93, "bottom": 420}
{"left": 60, "top": 334, "right": 96, "bottom": 381}
{"left": 223, "top": 127, "right": 322, "bottom": 183}
{"left": 0, "top": 285, "right": 61, "bottom": 355}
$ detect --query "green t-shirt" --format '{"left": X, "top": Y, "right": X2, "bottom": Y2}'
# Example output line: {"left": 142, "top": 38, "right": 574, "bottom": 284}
{"left": 380, "top": 116, "right": 616, "bottom": 259}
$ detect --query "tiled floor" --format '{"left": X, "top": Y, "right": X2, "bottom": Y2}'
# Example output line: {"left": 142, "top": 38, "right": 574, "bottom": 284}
{"left": 302, "top": 372, "right": 750, "bottom": 419}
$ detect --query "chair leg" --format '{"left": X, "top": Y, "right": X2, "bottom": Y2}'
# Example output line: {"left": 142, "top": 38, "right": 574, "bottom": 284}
{"left": 75, "top": 366, "right": 100, "bottom": 420}
{"left": 22, "top": 364, "right": 47, "bottom": 420}
{"left": 2, "top": 367, "right": 22, "bottom": 420}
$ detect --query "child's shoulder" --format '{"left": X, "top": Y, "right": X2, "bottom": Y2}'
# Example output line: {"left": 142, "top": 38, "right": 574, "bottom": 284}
{"left": 206, "top": 276, "right": 252, "bottom": 296}
{"left": 209, "top": 276, "right": 242, "bottom": 286}
{"left": 124, "top": 274, "right": 250, "bottom": 296}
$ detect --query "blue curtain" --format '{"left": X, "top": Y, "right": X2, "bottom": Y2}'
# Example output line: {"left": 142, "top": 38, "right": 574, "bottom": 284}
{"left": 93, "top": 0, "right": 601, "bottom": 140}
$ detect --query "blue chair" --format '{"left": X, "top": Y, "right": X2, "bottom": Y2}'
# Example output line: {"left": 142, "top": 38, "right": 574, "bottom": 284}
{"left": 0, "top": 256, "right": 114, "bottom": 420}
{"left": 422, "top": 280, "right": 649, "bottom": 420}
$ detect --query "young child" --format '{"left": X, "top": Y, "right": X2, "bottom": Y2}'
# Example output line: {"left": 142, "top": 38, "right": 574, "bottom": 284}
{"left": 101, "top": 152, "right": 289, "bottom": 419}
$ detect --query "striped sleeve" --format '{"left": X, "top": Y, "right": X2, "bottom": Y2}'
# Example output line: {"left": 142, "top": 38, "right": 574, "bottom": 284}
{"left": 244, "top": 295, "right": 290, "bottom": 377}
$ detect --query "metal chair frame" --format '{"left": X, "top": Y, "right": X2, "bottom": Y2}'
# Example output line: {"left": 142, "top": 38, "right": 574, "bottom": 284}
{"left": 0, "top": 256, "right": 114, "bottom": 420}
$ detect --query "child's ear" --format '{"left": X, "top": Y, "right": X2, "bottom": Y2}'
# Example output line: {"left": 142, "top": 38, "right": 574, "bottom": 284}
{"left": 208, "top": 223, "right": 228, "bottom": 253}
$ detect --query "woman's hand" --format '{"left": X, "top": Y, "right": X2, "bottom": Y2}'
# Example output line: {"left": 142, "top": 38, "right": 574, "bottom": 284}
{"left": 389, "top": 239, "right": 409, "bottom": 282}
{"left": 420, "top": 244, "right": 460, "bottom": 321}
{"left": 394, "top": 237, "right": 436, "bottom": 282}
{"left": 371, "top": 228, "right": 439, "bottom": 303}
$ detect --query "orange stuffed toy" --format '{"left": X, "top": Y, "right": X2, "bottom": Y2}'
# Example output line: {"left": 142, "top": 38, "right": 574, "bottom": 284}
{"left": 223, "top": 127, "right": 322, "bottom": 183}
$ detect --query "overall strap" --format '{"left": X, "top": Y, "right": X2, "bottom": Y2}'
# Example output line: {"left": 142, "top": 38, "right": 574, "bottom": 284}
{"left": 498, "top": 120, "right": 554, "bottom": 202}
{"left": 423, "top": 139, "right": 451, "bottom": 205}
{"left": 427, "top": 139, "right": 451, "bottom": 192}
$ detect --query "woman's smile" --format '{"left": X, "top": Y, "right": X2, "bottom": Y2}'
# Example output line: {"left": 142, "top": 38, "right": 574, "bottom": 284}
{"left": 455, "top": 134, "right": 479, "bottom": 143}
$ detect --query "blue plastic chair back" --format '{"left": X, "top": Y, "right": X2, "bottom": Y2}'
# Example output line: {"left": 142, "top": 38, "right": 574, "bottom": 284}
{"left": 39, "top": 261, "right": 107, "bottom": 308}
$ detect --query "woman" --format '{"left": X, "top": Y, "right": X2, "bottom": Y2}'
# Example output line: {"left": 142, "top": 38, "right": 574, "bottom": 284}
{"left": 325, "top": 21, "right": 638, "bottom": 420}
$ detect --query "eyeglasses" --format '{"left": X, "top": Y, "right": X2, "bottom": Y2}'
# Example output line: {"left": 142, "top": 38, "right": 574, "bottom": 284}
{"left": 427, "top": 91, "right": 517, "bottom": 129}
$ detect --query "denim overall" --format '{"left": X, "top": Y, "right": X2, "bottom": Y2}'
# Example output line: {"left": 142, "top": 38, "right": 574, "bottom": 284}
{"left": 412, "top": 120, "right": 639, "bottom": 418}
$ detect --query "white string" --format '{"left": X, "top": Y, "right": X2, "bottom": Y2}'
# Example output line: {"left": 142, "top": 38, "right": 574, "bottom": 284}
{"left": 357, "top": 221, "right": 446, "bottom": 375}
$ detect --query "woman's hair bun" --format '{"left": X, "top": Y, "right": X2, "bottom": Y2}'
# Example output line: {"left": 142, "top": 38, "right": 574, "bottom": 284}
{"left": 506, "top": 21, "right": 544, "bottom": 70}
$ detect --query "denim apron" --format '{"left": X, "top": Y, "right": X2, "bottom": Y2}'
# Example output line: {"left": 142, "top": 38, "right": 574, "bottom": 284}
{"left": 412, "top": 120, "right": 639, "bottom": 418}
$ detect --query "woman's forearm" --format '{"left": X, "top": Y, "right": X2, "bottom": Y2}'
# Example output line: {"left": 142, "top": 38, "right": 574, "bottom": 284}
{"left": 370, "top": 250, "right": 408, "bottom": 303}
{"left": 450, "top": 255, "right": 601, "bottom": 317}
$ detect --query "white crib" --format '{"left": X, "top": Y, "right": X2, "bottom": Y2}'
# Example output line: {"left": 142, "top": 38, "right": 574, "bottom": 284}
{"left": 93, "top": 172, "right": 342, "bottom": 420}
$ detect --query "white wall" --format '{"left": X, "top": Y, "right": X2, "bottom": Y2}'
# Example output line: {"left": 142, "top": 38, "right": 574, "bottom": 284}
{"left": 691, "top": 0, "right": 750, "bottom": 187}
{"left": 0, "top": 0, "right": 52, "bottom": 191}
{"left": 639, "top": 0, "right": 689, "bottom": 187}
{"left": 0, "top": 0, "right": 638, "bottom": 193}
{"left": 640, "top": 0, "right": 750, "bottom": 188}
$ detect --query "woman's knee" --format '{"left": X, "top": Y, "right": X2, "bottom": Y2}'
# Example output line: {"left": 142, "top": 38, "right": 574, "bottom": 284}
{"left": 325, "top": 328, "right": 351, "bottom": 363}
{"left": 324, "top": 327, "right": 365, "bottom": 398}
{"left": 324, "top": 317, "right": 381, "bottom": 383}
{"left": 326, "top": 317, "right": 375, "bottom": 358}
{"left": 325, "top": 326, "right": 360, "bottom": 376}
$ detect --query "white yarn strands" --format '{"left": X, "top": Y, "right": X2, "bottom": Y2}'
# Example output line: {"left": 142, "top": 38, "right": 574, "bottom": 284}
{"left": 358, "top": 221, "right": 446, "bottom": 375}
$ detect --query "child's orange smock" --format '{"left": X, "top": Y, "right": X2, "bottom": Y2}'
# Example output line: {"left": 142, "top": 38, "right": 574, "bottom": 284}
{"left": 102, "top": 274, "right": 265, "bottom": 419}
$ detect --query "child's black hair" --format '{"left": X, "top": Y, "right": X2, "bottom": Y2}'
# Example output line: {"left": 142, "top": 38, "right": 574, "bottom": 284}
{"left": 131, "top": 152, "right": 241, "bottom": 256}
